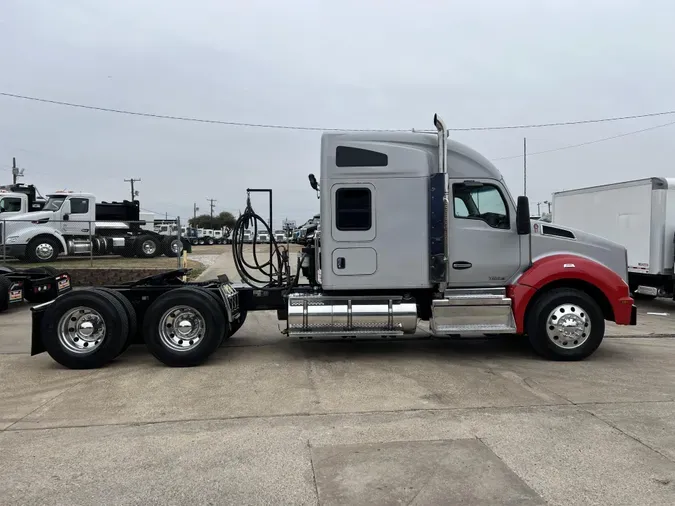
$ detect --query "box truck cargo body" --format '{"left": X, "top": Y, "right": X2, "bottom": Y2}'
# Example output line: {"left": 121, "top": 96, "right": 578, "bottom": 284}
{"left": 552, "top": 177, "right": 675, "bottom": 297}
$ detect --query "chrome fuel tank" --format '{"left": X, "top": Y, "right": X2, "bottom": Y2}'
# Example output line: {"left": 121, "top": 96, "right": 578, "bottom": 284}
{"left": 286, "top": 294, "right": 418, "bottom": 336}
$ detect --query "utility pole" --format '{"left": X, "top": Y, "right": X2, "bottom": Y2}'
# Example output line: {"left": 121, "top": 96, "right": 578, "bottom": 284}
{"left": 523, "top": 137, "right": 527, "bottom": 197}
{"left": 206, "top": 198, "right": 217, "bottom": 228}
{"left": 124, "top": 178, "right": 141, "bottom": 201}
{"left": 536, "top": 202, "right": 541, "bottom": 215}
{"left": 11, "top": 157, "right": 25, "bottom": 185}
{"left": 193, "top": 203, "right": 199, "bottom": 222}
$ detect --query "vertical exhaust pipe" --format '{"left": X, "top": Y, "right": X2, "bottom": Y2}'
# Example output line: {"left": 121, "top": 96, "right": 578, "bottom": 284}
{"left": 433, "top": 114, "right": 449, "bottom": 288}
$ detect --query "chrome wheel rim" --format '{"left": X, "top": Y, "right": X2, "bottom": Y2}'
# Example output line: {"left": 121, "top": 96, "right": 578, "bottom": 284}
{"left": 546, "top": 303, "right": 591, "bottom": 349}
{"left": 142, "top": 240, "right": 157, "bottom": 255}
{"left": 36, "top": 242, "right": 55, "bottom": 260}
{"left": 58, "top": 306, "right": 106, "bottom": 354}
{"left": 158, "top": 305, "right": 205, "bottom": 352}
{"left": 171, "top": 240, "right": 182, "bottom": 254}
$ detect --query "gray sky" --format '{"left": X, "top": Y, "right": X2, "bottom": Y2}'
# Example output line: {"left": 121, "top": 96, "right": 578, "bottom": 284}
{"left": 2, "top": 0, "right": 675, "bottom": 226}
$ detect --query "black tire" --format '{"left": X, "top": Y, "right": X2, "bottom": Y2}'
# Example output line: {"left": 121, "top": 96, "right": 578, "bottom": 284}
{"left": 26, "top": 236, "right": 60, "bottom": 263}
{"left": 207, "top": 237, "right": 215, "bottom": 245}
{"left": 142, "top": 287, "right": 227, "bottom": 367}
{"left": 198, "top": 239, "right": 205, "bottom": 245}
{"left": 94, "top": 288, "right": 138, "bottom": 355}
{"left": 0, "top": 275, "right": 11, "bottom": 312}
{"left": 525, "top": 288, "right": 605, "bottom": 361}
{"left": 162, "top": 236, "right": 182, "bottom": 258}
{"left": 134, "top": 235, "right": 161, "bottom": 258}
{"left": 40, "top": 289, "right": 129, "bottom": 369}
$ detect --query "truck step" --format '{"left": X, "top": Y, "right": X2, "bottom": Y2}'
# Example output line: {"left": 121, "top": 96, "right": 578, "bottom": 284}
{"left": 430, "top": 288, "right": 516, "bottom": 335}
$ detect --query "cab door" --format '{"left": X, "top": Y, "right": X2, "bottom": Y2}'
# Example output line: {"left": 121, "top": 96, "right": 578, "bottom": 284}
{"left": 447, "top": 180, "right": 522, "bottom": 287}
{"left": 62, "top": 197, "right": 93, "bottom": 236}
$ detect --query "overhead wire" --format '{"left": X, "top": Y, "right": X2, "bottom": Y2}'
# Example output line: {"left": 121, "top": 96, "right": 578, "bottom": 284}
{"left": 2, "top": 91, "right": 675, "bottom": 132}
{"left": 491, "top": 119, "right": 675, "bottom": 161}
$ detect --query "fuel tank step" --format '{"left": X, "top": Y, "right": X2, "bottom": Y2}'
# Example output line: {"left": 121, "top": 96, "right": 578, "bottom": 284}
{"left": 286, "top": 294, "right": 418, "bottom": 337}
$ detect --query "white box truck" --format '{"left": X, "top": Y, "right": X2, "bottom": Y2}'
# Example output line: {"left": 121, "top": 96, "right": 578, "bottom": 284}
{"left": 552, "top": 177, "right": 675, "bottom": 298}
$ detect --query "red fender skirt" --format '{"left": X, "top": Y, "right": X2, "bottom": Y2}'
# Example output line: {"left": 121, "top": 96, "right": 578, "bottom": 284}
{"left": 507, "top": 254, "right": 636, "bottom": 333}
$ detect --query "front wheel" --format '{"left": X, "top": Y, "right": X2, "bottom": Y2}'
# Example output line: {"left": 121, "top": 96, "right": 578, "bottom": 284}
{"left": 525, "top": 288, "right": 605, "bottom": 361}
{"left": 26, "top": 236, "right": 60, "bottom": 263}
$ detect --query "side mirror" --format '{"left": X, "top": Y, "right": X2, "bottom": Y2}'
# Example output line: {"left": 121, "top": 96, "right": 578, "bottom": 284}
{"left": 516, "top": 196, "right": 531, "bottom": 235}
{"left": 308, "top": 174, "right": 319, "bottom": 191}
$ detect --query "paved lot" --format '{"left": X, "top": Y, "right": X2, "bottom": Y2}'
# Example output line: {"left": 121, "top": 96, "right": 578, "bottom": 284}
{"left": 1, "top": 249, "right": 674, "bottom": 505}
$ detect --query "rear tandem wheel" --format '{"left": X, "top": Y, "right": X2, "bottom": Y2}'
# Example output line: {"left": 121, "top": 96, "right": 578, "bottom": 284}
{"left": 40, "top": 289, "right": 130, "bottom": 369}
{"left": 142, "top": 287, "right": 228, "bottom": 367}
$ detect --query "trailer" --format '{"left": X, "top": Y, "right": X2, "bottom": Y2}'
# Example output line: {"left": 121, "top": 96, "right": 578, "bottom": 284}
{"left": 0, "top": 265, "right": 71, "bottom": 313}
{"left": 29, "top": 114, "right": 636, "bottom": 369}
{"left": 1, "top": 193, "right": 191, "bottom": 262}
{"left": 552, "top": 178, "right": 675, "bottom": 298}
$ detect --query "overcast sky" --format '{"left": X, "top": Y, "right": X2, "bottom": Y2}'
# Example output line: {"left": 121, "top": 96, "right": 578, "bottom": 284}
{"left": 1, "top": 0, "right": 675, "bottom": 226}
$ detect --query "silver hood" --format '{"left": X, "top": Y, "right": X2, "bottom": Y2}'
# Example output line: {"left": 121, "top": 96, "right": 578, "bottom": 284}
{"left": 530, "top": 220, "right": 628, "bottom": 282}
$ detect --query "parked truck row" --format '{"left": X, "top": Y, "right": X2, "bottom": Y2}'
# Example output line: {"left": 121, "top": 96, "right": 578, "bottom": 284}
{"left": 1, "top": 192, "right": 191, "bottom": 262}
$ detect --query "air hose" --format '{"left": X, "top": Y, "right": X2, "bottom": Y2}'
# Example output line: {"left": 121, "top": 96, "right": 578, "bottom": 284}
{"left": 231, "top": 194, "right": 301, "bottom": 291}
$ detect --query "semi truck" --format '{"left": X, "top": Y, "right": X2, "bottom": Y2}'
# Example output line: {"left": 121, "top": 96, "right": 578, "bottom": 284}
{"left": 0, "top": 184, "right": 46, "bottom": 217}
{"left": 1, "top": 192, "right": 190, "bottom": 262}
{"left": 28, "top": 114, "right": 635, "bottom": 369}
{"left": 552, "top": 177, "right": 675, "bottom": 299}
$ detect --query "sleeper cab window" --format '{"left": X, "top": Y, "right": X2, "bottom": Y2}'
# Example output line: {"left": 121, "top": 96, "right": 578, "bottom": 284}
{"left": 335, "top": 146, "right": 388, "bottom": 167}
{"left": 335, "top": 188, "right": 372, "bottom": 231}
{"left": 452, "top": 182, "right": 510, "bottom": 229}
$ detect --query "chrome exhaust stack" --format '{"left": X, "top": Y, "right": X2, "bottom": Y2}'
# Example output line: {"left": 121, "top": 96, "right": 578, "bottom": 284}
{"left": 434, "top": 114, "right": 449, "bottom": 287}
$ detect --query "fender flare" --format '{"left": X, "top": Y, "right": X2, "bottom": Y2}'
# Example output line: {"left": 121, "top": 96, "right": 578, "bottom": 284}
{"left": 508, "top": 254, "right": 634, "bottom": 332}
{"left": 8, "top": 226, "right": 68, "bottom": 253}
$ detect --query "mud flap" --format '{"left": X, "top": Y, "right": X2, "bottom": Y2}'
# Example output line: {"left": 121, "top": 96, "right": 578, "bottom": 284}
{"left": 30, "top": 302, "right": 52, "bottom": 355}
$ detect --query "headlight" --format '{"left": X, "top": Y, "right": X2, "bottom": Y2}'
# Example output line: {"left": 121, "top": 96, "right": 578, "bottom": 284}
{"left": 6, "top": 236, "right": 19, "bottom": 243}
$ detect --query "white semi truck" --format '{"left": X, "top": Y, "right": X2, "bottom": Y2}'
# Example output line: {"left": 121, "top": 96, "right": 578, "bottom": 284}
{"left": 552, "top": 177, "right": 675, "bottom": 298}
{"left": 1, "top": 192, "right": 190, "bottom": 262}
{"left": 29, "top": 114, "right": 636, "bottom": 369}
{"left": 0, "top": 184, "right": 46, "bottom": 217}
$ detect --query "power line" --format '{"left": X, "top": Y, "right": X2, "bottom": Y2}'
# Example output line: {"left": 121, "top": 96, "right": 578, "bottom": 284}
{"left": 2, "top": 91, "right": 675, "bottom": 132}
{"left": 491, "top": 119, "right": 675, "bottom": 161}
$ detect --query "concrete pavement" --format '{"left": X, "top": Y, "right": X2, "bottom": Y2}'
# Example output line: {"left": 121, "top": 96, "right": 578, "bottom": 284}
{"left": 1, "top": 247, "right": 674, "bottom": 505}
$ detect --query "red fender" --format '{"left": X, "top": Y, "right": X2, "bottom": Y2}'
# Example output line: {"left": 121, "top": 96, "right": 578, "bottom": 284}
{"left": 507, "top": 254, "right": 634, "bottom": 333}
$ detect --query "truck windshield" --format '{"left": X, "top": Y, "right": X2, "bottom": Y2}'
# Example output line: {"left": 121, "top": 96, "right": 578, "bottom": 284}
{"left": 43, "top": 197, "right": 65, "bottom": 211}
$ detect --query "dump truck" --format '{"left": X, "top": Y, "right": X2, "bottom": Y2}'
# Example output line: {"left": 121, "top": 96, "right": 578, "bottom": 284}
{"left": 29, "top": 114, "right": 635, "bottom": 369}
{"left": 0, "top": 184, "right": 46, "bottom": 217}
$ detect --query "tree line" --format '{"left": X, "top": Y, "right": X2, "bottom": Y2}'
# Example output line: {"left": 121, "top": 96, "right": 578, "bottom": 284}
{"left": 188, "top": 211, "right": 237, "bottom": 234}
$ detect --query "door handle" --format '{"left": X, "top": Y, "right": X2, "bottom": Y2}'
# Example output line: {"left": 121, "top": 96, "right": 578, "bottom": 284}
{"left": 337, "top": 257, "right": 346, "bottom": 269}
{"left": 452, "top": 261, "right": 472, "bottom": 270}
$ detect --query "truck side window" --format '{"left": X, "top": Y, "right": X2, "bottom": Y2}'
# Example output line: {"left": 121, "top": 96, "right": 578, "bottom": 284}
{"left": 0, "top": 197, "right": 22, "bottom": 212}
{"left": 336, "top": 188, "right": 372, "bottom": 231}
{"left": 70, "top": 198, "right": 89, "bottom": 214}
{"left": 453, "top": 183, "right": 509, "bottom": 229}
{"left": 336, "top": 146, "right": 388, "bottom": 167}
